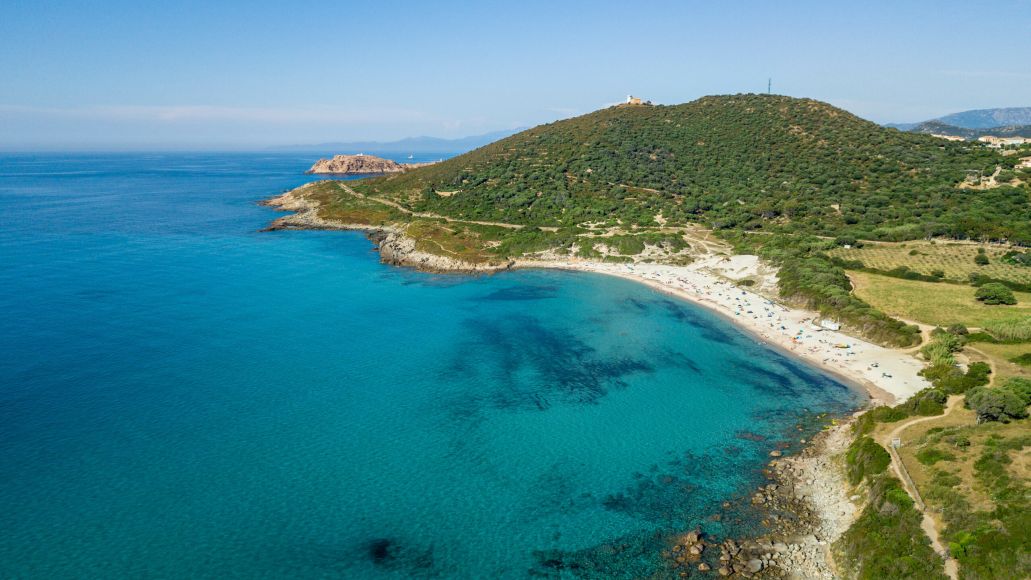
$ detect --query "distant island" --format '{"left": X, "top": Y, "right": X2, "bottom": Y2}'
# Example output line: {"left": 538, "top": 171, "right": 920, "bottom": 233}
{"left": 306, "top": 154, "right": 438, "bottom": 175}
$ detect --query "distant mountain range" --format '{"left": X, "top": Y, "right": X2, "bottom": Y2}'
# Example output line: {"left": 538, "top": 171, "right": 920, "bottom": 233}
{"left": 272, "top": 129, "right": 523, "bottom": 154}
{"left": 886, "top": 107, "right": 1031, "bottom": 139}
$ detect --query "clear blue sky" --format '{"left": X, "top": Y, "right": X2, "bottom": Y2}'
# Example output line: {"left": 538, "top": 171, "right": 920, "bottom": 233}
{"left": 2, "top": 0, "right": 1029, "bottom": 149}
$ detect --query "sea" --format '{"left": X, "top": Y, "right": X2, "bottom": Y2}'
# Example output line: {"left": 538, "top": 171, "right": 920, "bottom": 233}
{"left": 0, "top": 152, "right": 864, "bottom": 578}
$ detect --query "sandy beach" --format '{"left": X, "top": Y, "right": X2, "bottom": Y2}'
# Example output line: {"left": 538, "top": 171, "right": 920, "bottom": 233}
{"left": 520, "top": 255, "right": 929, "bottom": 405}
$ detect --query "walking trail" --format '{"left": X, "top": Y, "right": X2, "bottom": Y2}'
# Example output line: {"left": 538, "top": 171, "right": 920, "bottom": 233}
{"left": 877, "top": 396, "right": 963, "bottom": 580}
{"left": 336, "top": 182, "right": 558, "bottom": 230}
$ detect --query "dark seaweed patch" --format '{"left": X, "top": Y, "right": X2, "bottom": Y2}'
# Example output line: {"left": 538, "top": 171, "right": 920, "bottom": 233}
{"left": 653, "top": 350, "right": 701, "bottom": 373}
{"left": 449, "top": 315, "right": 652, "bottom": 411}
{"left": 368, "top": 538, "right": 395, "bottom": 564}
{"left": 363, "top": 537, "right": 437, "bottom": 574}
{"left": 659, "top": 299, "right": 736, "bottom": 344}
{"left": 478, "top": 285, "right": 558, "bottom": 301}
{"left": 623, "top": 297, "right": 650, "bottom": 312}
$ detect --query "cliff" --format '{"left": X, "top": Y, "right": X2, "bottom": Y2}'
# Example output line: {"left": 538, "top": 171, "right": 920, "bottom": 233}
{"left": 306, "top": 154, "right": 436, "bottom": 175}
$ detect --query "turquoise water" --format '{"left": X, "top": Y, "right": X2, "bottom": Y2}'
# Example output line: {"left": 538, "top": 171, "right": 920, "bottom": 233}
{"left": 0, "top": 153, "right": 864, "bottom": 578}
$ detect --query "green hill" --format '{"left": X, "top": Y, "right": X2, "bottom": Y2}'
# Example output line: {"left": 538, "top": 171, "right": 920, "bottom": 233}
{"left": 357, "top": 94, "right": 1028, "bottom": 243}
{"left": 294, "top": 95, "right": 1031, "bottom": 347}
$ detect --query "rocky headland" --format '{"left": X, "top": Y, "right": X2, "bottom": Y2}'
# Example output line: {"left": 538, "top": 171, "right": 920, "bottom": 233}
{"left": 306, "top": 154, "right": 437, "bottom": 175}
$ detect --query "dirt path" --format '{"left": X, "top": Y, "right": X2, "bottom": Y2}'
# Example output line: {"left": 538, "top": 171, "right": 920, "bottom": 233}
{"left": 878, "top": 396, "right": 963, "bottom": 580}
{"left": 336, "top": 182, "right": 560, "bottom": 231}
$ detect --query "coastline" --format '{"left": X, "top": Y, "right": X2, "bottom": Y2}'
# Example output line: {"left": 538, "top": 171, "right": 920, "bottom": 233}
{"left": 260, "top": 184, "right": 931, "bottom": 576}
{"left": 262, "top": 184, "right": 929, "bottom": 405}
{"left": 517, "top": 259, "right": 927, "bottom": 406}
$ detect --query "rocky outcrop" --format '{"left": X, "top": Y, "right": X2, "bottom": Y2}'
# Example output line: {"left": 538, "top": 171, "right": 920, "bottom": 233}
{"left": 305, "top": 154, "right": 436, "bottom": 175}
{"left": 370, "top": 230, "right": 515, "bottom": 273}
{"left": 661, "top": 418, "right": 859, "bottom": 579}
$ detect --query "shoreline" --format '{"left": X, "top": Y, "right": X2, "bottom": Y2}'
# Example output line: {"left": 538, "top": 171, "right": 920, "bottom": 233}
{"left": 517, "top": 259, "right": 926, "bottom": 406}
{"left": 262, "top": 185, "right": 929, "bottom": 405}
{"left": 259, "top": 184, "right": 926, "bottom": 575}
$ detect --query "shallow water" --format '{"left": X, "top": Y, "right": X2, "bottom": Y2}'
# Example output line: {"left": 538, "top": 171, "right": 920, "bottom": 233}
{"left": 0, "top": 153, "right": 864, "bottom": 578}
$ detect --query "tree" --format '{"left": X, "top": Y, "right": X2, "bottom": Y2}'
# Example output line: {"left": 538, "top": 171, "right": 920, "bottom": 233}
{"left": 966, "top": 379, "right": 1031, "bottom": 422}
{"left": 974, "top": 283, "right": 1017, "bottom": 305}
{"left": 975, "top": 253, "right": 989, "bottom": 266}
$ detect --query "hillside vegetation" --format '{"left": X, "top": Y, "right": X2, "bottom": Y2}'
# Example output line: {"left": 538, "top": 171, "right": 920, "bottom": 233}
{"left": 358, "top": 94, "right": 1027, "bottom": 243}
{"left": 303, "top": 95, "right": 1031, "bottom": 346}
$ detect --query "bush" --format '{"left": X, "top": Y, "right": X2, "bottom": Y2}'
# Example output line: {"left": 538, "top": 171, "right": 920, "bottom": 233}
{"left": 855, "top": 405, "right": 910, "bottom": 434}
{"left": 975, "top": 253, "right": 990, "bottom": 266}
{"left": 845, "top": 436, "right": 892, "bottom": 485}
{"left": 919, "top": 362, "right": 989, "bottom": 395}
{"left": 946, "top": 323, "right": 968, "bottom": 336}
{"left": 1011, "top": 353, "right": 1031, "bottom": 367}
{"left": 920, "top": 330, "right": 965, "bottom": 366}
{"left": 904, "top": 388, "right": 948, "bottom": 416}
{"left": 836, "top": 475, "right": 947, "bottom": 580}
{"left": 965, "top": 379, "right": 1031, "bottom": 422}
{"left": 975, "top": 283, "right": 1017, "bottom": 305}
{"left": 916, "top": 447, "right": 956, "bottom": 465}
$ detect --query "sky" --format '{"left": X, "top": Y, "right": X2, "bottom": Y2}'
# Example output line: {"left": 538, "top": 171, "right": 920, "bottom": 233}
{"left": 2, "top": 0, "right": 1029, "bottom": 150}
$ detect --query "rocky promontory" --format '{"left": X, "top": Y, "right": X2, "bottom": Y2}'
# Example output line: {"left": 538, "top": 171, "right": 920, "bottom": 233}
{"left": 306, "top": 154, "right": 436, "bottom": 175}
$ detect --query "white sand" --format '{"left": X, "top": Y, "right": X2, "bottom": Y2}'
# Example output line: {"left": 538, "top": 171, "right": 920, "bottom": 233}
{"left": 521, "top": 257, "right": 929, "bottom": 404}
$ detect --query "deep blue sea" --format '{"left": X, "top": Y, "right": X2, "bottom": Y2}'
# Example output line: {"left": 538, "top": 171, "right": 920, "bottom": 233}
{"left": 0, "top": 153, "right": 864, "bottom": 578}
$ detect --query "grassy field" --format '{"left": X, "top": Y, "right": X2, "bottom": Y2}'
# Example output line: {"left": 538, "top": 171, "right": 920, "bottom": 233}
{"left": 849, "top": 271, "right": 1031, "bottom": 328}
{"left": 309, "top": 181, "right": 408, "bottom": 226}
{"left": 828, "top": 240, "right": 1031, "bottom": 285}
{"left": 966, "top": 342, "right": 1031, "bottom": 381}
{"left": 406, "top": 220, "right": 504, "bottom": 264}
{"left": 889, "top": 410, "right": 1031, "bottom": 579}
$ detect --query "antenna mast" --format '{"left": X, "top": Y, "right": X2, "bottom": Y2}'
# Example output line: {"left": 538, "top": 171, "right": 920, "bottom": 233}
{"left": 767, "top": 78, "right": 772, "bottom": 95}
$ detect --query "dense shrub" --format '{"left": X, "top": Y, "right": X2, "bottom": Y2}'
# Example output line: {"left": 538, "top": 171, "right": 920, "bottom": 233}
{"left": 836, "top": 475, "right": 947, "bottom": 580}
{"left": 969, "top": 272, "right": 1031, "bottom": 293}
{"left": 855, "top": 405, "right": 910, "bottom": 434}
{"left": 774, "top": 252, "right": 921, "bottom": 347}
{"left": 919, "top": 362, "right": 990, "bottom": 395}
{"left": 916, "top": 447, "right": 955, "bottom": 465}
{"left": 946, "top": 323, "right": 968, "bottom": 335}
{"left": 965, "top": 378, "right": 1031, "bottom": 422}
{"left": 845, "top": 436, "right": 891, "bottom": 485}
{"left": 903, "top": 388, "right": 948, "bottom": 416}
{"left": 975, "top": 283, "right": 1017, "bottom": 305}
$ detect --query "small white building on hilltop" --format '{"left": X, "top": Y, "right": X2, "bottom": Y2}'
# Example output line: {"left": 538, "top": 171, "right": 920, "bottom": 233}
{"left": 625, "top": 95, "right": 652, "bottom": 105}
